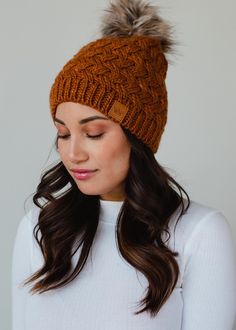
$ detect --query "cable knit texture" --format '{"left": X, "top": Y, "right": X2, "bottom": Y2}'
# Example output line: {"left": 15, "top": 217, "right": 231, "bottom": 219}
{"left": 49, "top": 35, "right": 168, "bottom": 153}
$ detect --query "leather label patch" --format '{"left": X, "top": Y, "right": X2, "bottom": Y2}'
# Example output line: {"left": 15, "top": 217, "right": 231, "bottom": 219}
{"left": 108, "top": 101, "right": 128, "bottom": 122}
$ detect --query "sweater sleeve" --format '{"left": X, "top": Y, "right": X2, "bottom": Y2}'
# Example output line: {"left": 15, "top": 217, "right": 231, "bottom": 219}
{"left": 11, "top": 210, "right": 34, "bottom": 330}
{"left": 181, "top": 211, "right": 236, "bottom": 330}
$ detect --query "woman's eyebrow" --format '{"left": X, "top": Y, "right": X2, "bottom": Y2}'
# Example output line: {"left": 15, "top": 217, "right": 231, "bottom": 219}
{"left": 54, "top": 116, "right": 109, "bottom": 126}
{"left": 79, "top": 116, "right": 109, "bottom": 125}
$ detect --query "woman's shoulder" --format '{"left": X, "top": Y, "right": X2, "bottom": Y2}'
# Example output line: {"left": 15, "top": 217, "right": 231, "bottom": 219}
{"left": 174, "top": 199, "right": 226, "bottom": 235}
{"left": 17, "top": 203, "right": 41, "bottom": 233}
{"left": 167, "top": 199, "right": 233, "bottom": 252}
{"left": 166, "top": 200, "right": 236, "bottom": 287}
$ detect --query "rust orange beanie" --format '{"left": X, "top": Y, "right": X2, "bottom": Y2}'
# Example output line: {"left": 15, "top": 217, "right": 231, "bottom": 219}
{"left": 49, "top": 0, "right": 174, "bottom": 153}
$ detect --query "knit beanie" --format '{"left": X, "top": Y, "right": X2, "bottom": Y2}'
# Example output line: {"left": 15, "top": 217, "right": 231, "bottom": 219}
{"left": 49, "top": 0, "right": 174, "bottom": 153}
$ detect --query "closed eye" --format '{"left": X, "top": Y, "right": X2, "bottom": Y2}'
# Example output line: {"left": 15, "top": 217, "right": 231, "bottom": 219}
{"left": 57, "top": 134, "right": 69, "bottom": 140}
{"left": 87, "top": 133, "right": 104, "bottom": 139}
{"left": 57, "top": 133, "right": 104, "bottom": 140}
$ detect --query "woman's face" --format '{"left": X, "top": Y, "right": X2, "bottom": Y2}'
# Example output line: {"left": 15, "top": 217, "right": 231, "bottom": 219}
{"left": 54, "top": 102, "right": 131, "bottom": 201}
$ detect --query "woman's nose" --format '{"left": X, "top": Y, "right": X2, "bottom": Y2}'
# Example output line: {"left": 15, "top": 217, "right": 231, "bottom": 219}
{"left": 68, "top": 139, "right": 88, "bottom": 163}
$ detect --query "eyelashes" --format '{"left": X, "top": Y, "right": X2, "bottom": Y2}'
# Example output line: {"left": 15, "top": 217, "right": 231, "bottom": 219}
{"left": 56, "top": 134, "right": 68, "bottom": 139}
{"left": 57, "top": 133, "right": 104, "bottom": 140}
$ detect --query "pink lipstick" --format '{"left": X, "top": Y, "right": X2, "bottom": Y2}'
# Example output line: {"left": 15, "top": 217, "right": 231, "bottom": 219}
{"left": 71, "top": 169, "right": 98, "bottom": 180}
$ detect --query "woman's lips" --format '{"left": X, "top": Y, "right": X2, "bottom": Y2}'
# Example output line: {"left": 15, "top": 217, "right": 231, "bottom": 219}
{"left": 72, "top": 170, "right": 98, "bottom": 180}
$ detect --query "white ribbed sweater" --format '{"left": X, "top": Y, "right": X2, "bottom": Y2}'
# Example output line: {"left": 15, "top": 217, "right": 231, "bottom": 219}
{"left": 12, "top": 199, "right": 236, "bottom": 329}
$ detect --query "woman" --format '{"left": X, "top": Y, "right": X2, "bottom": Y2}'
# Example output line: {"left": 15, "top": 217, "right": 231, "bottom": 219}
{"left": 12, "top": 0, "right": 236, "bottom": 329}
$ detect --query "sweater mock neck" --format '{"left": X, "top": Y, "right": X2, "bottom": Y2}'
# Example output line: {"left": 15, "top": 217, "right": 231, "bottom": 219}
{"left": 99, "top": 199, "right": 124, "bottom": 224}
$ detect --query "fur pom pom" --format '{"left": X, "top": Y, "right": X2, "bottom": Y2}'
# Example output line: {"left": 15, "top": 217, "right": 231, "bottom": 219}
{"left": 100, "top": 0, "right": 174, "bottom": 53}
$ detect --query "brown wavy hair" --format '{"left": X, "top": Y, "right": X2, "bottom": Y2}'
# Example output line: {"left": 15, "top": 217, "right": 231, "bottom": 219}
{"left": 23, "top": 127, "right": 190, "bottom": 318}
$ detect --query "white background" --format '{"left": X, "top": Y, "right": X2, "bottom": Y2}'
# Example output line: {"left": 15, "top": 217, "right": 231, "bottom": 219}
{"left": 0, "top": 0, "right": 235, "bottom": 328}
